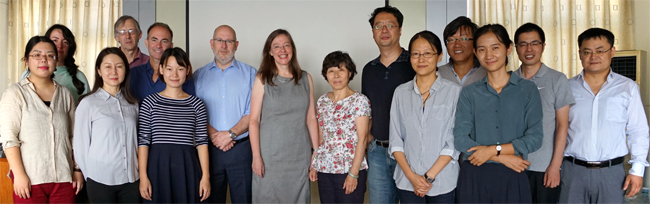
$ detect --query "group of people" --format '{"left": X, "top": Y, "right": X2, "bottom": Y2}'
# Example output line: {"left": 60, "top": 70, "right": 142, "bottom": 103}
{"left": 0, "top": 5, "right": 648, "bottom": 204}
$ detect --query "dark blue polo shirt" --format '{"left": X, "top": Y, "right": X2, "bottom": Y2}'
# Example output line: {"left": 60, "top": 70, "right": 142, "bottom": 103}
{"left": 361, "top": 48, "right": 415, "bottom": 141}
{"left": 129, "top": 61, "right": 196, "bottom": 102}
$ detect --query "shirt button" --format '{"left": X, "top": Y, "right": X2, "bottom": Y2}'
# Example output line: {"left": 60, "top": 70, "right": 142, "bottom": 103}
{"left": 496, "top": 126, "right": 499, "bottom": 129}
{"left": 495, "top": 110, "right": 498, "bottom": 112}
{"left": 222, "top": 96, "right": 225, "bottom": 98}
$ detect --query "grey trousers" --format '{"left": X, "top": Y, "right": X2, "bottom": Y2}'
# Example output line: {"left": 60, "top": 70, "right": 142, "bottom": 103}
{"left": 559, "top": 159, "right": 625, "bottom": 203}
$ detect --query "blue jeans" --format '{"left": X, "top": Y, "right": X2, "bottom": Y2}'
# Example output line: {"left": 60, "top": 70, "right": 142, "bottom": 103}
{"left": 367, "top": 139, "right": 399, "bottom": 204}
{"left": 398, "top": 189, "right": 455, "bottom": 203}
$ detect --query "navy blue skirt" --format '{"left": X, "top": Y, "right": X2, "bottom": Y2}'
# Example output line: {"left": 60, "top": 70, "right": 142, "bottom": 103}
{"left": 145, "top": 144, "right": 202, "bottom": 203}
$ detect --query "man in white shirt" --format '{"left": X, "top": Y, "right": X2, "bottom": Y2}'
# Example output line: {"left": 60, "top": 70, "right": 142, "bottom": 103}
{"left": 561, "top": 27, "right": 649, "bottom": 203}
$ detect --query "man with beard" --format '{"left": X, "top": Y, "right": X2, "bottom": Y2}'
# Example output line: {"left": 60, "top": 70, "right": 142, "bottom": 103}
{"left": 193, "top": 25, "right": 257, "bottom": 204}
{"left": 113, "top": 15, "right": 149, "bottom": 68}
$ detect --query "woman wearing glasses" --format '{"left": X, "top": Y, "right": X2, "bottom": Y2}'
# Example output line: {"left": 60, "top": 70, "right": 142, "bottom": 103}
{"left": 1, "top": 36, "right": 80, "bottom": 203}
{"left": 389, "top": 31, "right": 461, "bottom": 203}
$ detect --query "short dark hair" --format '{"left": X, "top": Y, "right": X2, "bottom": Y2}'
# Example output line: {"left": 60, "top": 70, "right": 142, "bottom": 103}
{"left": 158, "top": 47, "right": 193, "bottom": 84}
{"left": 514, "top": 22, "right": 545, "bottom": 43}
{"left": 368, "top": 6, "right": 404, "bottom": 28}
{"left": 443, "top": 16, "right": 478, "bottom": 42}
{"left": 147, "top": 22, "right": 173, "bottom": 41}
{"left": 474, "top": 24, "right": 513, "bottom": 65}
{"left": 408, "top": 30, "right": 443, "bottom": 57}
{"left": 321, "top": 51, "right": 357, "bottom": 81}
{"left": 114, "top": 15, "right": 142, "bottom": 36}
{"left": 577, "top": 27, "right": 614, "bottom": 48}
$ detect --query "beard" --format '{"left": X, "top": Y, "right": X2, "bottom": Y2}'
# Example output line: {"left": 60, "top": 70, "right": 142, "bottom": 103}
{"left": 215, "top": 53, "right": 234, "bottom": 65}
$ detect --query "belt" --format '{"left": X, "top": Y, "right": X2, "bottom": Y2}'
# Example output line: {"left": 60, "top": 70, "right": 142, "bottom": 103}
{"left": 234, "top": 137, "right": 249, "bottom": 144}
{"left": 564, "top": 156, "right": 624, "bottom": 169}
{"left": 375, "top": 140, "right": 389, "bottom": 148}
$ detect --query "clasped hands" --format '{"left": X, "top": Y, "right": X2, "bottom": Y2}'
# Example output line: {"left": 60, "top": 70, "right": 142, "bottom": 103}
{"left": 467, "top": 145, "right": 530, "bottom": 173}
{"left": 210, "top": 131, "right": 235, "bottom": 151}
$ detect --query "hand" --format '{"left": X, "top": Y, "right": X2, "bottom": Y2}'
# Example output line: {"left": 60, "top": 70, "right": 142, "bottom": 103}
{"left": 495, "top": 155, "right": 530, "bottom": 173}
{"left": 367, "top": 134, "right": 374, "bottom": 145}
{"left": 406, "top": 173, "right": 431, "bottom": 197}
{"left": 467, "top": 145, "right": 497, "bottom": 166}
{"left": 309, "top": 168, "right": 318, "bottom": 182}
{"left": 544, "top": 165, "right": 561, "bottom": 188}
{"left": 139, "top": 176, "right": 152, "bottom": 201}
{"left": 211, "top": 131, "right": 232, "bottom": 149}
{"left": 623, "top": 174, "right": 643, "bottom": 197}
{"left": 13, "top": 172, "right": 31, "bottom": 199}
{"left": 72, "top": 171, "right": 84, "bottom": 195}
{"left": 343, "top": 174, "right": 358, "bottom": 194}
{"left": 219, "top": 141, "right": 235, "bottom": 151}
{"left": 199, "top": 177, "right": 211, "bottom": 202}
{"left": 252, "top": 157, "right": 265, "bottom": 178}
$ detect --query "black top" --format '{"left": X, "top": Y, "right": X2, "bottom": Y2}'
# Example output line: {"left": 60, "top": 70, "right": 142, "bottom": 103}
{"left": 43, "top": 101, "right": 51, "bottom": 107}
{"left": 361, "top": 48, "right": 415, "bottom": 141}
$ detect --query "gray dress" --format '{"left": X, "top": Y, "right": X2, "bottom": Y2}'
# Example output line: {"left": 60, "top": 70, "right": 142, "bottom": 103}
{"left": 252, "top": 72, "right": 311, "bottom": 203}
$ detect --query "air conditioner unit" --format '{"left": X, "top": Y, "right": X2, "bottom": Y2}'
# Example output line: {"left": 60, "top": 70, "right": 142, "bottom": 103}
{"left": 611, "top": 50, "right": 644, "bottom": 86}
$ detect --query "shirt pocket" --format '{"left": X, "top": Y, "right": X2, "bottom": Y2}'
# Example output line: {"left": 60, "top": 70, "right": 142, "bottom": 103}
{"left": 431, "top": 104, "right": 452, "bottom": 121}
{"left": 606, "top": 97, "right": 627, "bottom": 122}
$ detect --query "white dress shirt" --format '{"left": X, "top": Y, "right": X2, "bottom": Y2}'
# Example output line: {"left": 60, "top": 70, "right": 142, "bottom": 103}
{"left": 566, "top": 70, "right": 649, "bottom": 177}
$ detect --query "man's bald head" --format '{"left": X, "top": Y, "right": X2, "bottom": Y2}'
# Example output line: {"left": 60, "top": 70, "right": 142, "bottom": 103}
{"left": 210, "top": 25, "right": 239, "bottom": 68}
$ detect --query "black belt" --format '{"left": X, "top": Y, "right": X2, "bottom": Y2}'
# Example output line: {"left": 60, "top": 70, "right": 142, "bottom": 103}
{"left": 375, "top": 140, "right": 389, "bottom": 148}
{"left": 564, "top": 156, "right": 624, "bottom": 169}
{"left": 234, "top": 137, "right": 249, "bottom": 144}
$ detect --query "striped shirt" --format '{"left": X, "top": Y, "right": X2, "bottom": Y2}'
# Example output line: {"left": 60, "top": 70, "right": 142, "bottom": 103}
{"left": 138, "top": 93, "right": 208, "bottom": 147}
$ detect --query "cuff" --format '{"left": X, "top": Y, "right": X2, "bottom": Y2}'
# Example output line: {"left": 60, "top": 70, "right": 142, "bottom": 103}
{"left": 440, "top": 148, "right": 455, "bottom": 157}
{"left": 1, "top": 140, "right": 22, "bottom": 149}
{"left": 389, "top": 146, "right": 404, "bottom": 160}
{"left": 629, "top": 162, "right": 647, "bottom": 177}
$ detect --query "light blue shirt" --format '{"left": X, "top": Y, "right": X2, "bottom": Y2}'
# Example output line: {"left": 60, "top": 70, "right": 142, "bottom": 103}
{"left": 194, "top": 58, "right": 257, "bottom": 140}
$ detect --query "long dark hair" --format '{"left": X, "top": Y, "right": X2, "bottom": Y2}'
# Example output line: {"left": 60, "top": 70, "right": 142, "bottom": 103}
{"left": 45, "top": 24, "right": 85, "bottom": 95}
{"left": 23, "top": 36, "right": 57, "bottom": 79}
{"left": 81, "top": 47, "right": 137, "bottom": 104}
{"left": 258, "top": 29, "right": 302, "bottom": 86}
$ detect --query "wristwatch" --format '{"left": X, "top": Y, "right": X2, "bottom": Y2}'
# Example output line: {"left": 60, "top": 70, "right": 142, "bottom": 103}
{"left": 228, "top": 129, "right": 237, "bottom": 140}
{"left": 424, "top": 173, "right": 435, "bottom": 184}
{"left": 496, "top": 144, "right": 502, "bottom": 156}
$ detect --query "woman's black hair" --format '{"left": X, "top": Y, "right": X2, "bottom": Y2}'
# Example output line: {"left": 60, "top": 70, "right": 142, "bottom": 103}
{"left": 23, "top": 36, "right": 57, "bottom": 79}
{"left": 158, "top": 47, "right": 193, "bottom": 84}
{"left": 321, "top": 51, "right": 357, "bottom": 81}
{"left": 80, "top": 47, "right": 137, "bottom": 104}
{"left": 473, "top": 24, "right": 513, "bottom": 65}
{"left": 408, "top": 30, "right": 443, "bottom": 57}
{"left": 45, "top": 24, "right": 85, "bottom": 95}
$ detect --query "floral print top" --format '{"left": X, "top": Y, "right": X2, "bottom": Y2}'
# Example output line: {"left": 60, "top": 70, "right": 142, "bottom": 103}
{"left": 311, "top": 91, "right": 371, "bottom": 174}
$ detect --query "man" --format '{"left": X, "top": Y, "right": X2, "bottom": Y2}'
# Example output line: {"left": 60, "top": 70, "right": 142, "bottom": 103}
{"left": 361, "top": 6, "right": 415, "bottom": 204}
{"left": 114, "top": 15, "right": 149, "bottom": 68}
{"left": 561, "top": 28, "right": 649, "bottom": 203}
{"left": 513, "top": 23, "right": 574, "bottom": 203}
{"left": 130, "top": 22, "right": 195, "bottom": 102}
{"left": 438, "top": 16, "right": 486, "bottom": 86}
{"left": 193, "top": 25, "right": 256, "bottom": 204}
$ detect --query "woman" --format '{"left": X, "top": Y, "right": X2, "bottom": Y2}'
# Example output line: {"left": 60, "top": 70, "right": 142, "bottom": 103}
{"left": 0, "top": 36, "right": 82, "bottom": 203}
{"left": 73, "top": 47, "right": 140, "bottom": 203}
{"left": 137, "top": 47, "right": 211, "bottom": 203}
{"left": 249, "top": 29, "right": 319, "bottom": 203}
{"left": 309, "top": 51, "right": 370, "bottom": 203}
{"left": 22, "top": 24, "right": 91, "bottom": 103}
{"left": 389, "top": 31, "right": 461, "bottom": 203}
{"left": 453, "top": 24, "right": 543, "bottom": 203}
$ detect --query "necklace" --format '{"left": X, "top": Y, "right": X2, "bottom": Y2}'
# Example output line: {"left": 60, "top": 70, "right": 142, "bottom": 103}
{"left": 277, "top": 75, "right": 291, "bottom": 83}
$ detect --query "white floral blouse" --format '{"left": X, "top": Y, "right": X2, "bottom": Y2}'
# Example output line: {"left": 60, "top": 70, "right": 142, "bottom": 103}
{"left": 311, "top": 91, "right": 371, "bottom": 174}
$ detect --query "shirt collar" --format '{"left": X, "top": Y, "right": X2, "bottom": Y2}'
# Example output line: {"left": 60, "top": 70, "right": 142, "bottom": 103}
{"left": 577, "top": 68, "right": 615, "bottom": 81}
{"left": 20, "top": 77, "right": 61, "bottom": 88}
{"left": 97, "top": 88, "right": 122, "bottom": 101}
{"left": 134, "top": 48, "right": 146, "bottom": 60}
{"left": 514, "top": 63, "right": 549, "bottom": 79}
{"left": 410, "top": 72, "right": 442, "bottom": 95}
{"left": 371, "top": 48, "right": 409, "bottom": 65}
{"left": 478, "top": 71, "right": 520, "bottom": 86}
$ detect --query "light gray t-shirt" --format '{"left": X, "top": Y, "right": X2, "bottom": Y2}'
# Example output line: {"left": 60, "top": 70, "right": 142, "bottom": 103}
{"left": 438, "top": 62, "right": 487, "bottom": 87}
{"left": 514, "top": 63, "right": 575, "bottom": 172}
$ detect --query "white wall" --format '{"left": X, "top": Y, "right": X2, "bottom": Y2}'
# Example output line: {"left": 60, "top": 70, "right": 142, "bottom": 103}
{"left": 156, "top": 0, "right": 186, "bottom": 51}
{"left": 632, "top": 0, "right": 650, "bottom": 187}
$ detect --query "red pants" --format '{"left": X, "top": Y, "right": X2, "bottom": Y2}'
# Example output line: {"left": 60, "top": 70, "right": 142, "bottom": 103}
{"left": 11, "top": 172, "right": 75, "bottom": 203}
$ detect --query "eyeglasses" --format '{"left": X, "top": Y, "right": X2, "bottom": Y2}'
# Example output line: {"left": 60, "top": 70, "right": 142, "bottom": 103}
{"left": 374, "top": 24, "right": 397, "bottom": 30}
{"left": 580, "top": 47, "right": 612, "bottom": 57}
{"left": 213, "top": 39, "right": 236, "bottom": 45}
{"left": 117, "top": 29, "right": 137, "bottom": 36}
{"left": 516, "top": 41, "right": 543, "bottom": 48}
{"left": 411, "top": 52, "right": 438, "bottom": 59}
{"left": 28, "top": 53, "right": 57, "bottom": 61}
{"left": 446, "top": 37, "right": 473, "bottom": 44}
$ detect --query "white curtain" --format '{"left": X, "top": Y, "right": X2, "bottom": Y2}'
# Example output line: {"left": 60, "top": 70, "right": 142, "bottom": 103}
{"left": 7, "top": 0, "right": 121, "bottom": 85}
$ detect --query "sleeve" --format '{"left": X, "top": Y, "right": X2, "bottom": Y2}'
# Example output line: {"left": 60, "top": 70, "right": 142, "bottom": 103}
{"left": 388, "top": 91, "right": 404, "bottom": 159}
{"left": 453, "top": 88, "right": 481, "bottom": 154}
{"left": 510, "top": 85, "right": 544, "bottom": 156}
{"left": 184, "top": 78, "right": 197, "bottom": 97}
{"left": 72, "top": 100, "right": 92, "bottom": 172}
{"left": 625, "top": 85, "right": 650, "bottom": 177}
{"left": 355, "top": 95, "right": 371, "bottom": 118}
{"left": 0, "top": 86, "right": 24, "bottom": 149}
{"left": 554, "top": 74, "right": 575, "bottom": 110}
{"left": 194, "top": 99, "right": 209, "bottom": 147}
{"left": 440, "top": 88, "right": 461, "bottom": 160}
{"left": 138, "top": 98, "right": 153, "bottom": 147}
{"left": 244, "top": 67, "right": 257, "bottom": 115}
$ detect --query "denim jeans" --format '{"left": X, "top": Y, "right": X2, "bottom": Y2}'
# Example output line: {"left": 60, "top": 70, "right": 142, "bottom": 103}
{"left": 367, "top": 139, "right": 399, "bottom": 204}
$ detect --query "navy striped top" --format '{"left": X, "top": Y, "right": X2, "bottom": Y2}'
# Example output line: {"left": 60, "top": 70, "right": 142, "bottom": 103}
{"left": 138, "top": 93, "right": 208, "bottom": 147}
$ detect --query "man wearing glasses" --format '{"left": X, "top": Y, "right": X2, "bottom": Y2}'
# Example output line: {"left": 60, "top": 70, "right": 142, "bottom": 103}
{"left": 512, "top": 23, "right": 574, "bottom": 204}
{"left": 193, "top": 25, "right": 257, "bottom": 203}
{"left": 114, "top": 15, "right": 149, "bottom": 68}
{"left": 560, "top": 28, "right": 649, "bottom": 203}
{"left": 361, "top": 6, "right": 415, "bottom": 204}
{"left": 438, "top": 16, "right": 486, "bottom": 87}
